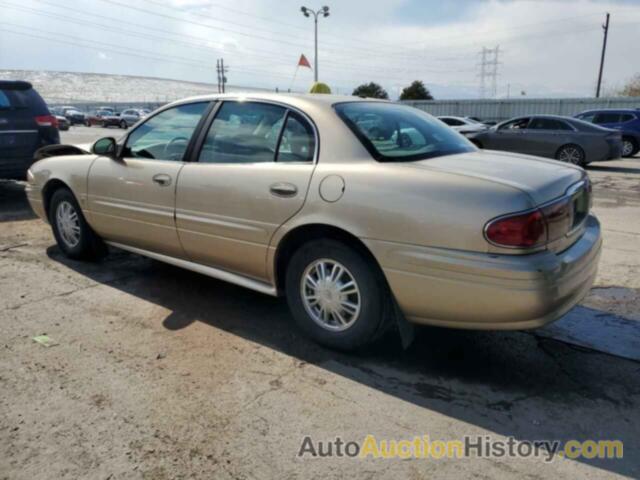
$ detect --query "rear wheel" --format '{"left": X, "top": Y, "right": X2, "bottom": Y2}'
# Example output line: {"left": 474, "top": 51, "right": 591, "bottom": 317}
{"left": 85, "top": 120, "right": 91, "bottom": 127}
{"left": 285, "top": 240, "right": 390, "bottom": 351}
{"left": 49, "top": 188, "right": 105, "bottom": 260}
{"left": 556, "top": 144, "right": 586, "bottom": 167}
{"left": 120, "top": 120, "right": 128, "bottom": 129}
{"left": 622, "top": 137, "right": 638, "bottom": 158}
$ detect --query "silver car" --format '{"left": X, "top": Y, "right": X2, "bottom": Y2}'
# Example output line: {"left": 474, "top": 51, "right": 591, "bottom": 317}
{"left": 119, "top": 108, "right": 149, "bottom": 129}
{"left": 468, "top": 115, "right": 622, "bottom": 167}
{"left": 26, "top": 95, "right": 602, "bottom": 351}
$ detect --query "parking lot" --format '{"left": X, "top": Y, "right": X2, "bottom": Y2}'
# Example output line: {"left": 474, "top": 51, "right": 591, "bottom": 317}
{"left": 1, "top": 125, "right": 639, "bottom": 479}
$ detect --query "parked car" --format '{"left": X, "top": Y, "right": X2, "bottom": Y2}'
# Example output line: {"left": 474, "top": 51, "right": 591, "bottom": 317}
{"left": 467, "top": 115, "right": 621, "bottom": 167}
{"left": 63, "top": 109, "right": 86, "bottom": 125}
{"left": 575, "top": 109, "right": 640, "bottom": 158}
{"left": 437, "top": 116, "right": 488, "bottom": 135}
{"left": 96, "top": 106, "right": 117, "bottom": 115}
{"left": 85, "top": 110, "right": 123, "bottom": 128}
{"left": 55, "top": 116, "right": 70, "bottom": 131}
{"left": 26, "top": 94, "right": 601, "bottom": 350}
{"left": 468, "top": 116, "right": 497, "bottom": 126}
{"left": 119, "top": 108, "right": 149, "bottom": 128}
{"left": 0, "top": 80, "right": 60, "bottom": 179}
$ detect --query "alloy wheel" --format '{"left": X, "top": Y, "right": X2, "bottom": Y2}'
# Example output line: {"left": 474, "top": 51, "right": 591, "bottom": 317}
{"left": 622, "top": 140, "right": 634, "bottom": 157}
{"left": 300, "top": 258, "right": 361, "bottom": 332}
{"left": 558, "top": 146, "right": 583, "bottom": 165}
{"left": 56, "top": 200, "right": 81, "bottom": 248}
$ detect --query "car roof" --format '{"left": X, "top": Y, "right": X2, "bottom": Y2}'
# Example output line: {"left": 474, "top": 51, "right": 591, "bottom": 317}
{"left": 578, "top": 108, "right": 640, "bottom": 114}
{"left": 167, "top": 93, "right": 389, "bottom": 113}
{"left": 0, "top": 80, "right": 33, "bottom": 90}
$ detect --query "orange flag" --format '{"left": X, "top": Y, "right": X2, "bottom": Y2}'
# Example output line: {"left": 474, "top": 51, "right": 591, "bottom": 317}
{"left": 298, "top": 54, "right": 312, "bottom": 69}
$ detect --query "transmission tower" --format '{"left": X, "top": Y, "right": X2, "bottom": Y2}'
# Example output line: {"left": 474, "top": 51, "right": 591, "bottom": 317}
{"left": 478, "top": 46, "right": 500, "bottom": 98}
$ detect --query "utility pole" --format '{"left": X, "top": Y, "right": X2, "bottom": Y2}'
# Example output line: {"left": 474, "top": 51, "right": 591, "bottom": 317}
{"left": 216, "top": 58, "right": 228, "bottom": 93}
{"left": 596, "top": 12, "right": 610, "bottom": 98}
{"left": 216, "top": 59, "right": 221, "bottom": 93}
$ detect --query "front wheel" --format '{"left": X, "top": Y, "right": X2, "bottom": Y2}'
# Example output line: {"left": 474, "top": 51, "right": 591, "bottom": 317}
{"left": 49, "top": 189, "right": 105, "bottom": 260}
{"left": 556, "top": 144, "right": 586, "bottom": 167}
{"left": 120, "top": 120, "right": 128, "bottom": 129}
{"left": 285, "top": 240, "right": 390, "bottom": 351}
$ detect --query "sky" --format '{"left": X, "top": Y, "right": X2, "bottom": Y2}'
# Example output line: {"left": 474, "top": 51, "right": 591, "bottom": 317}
{"left": 1, "top": 0, "right": 639, "bottom": 99}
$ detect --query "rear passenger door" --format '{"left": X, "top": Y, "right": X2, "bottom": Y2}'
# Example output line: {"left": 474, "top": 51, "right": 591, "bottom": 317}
{"left": 176, "top": 100, "right": 317, "bottom": 281}
{"left": 526, "top": 118, "right": 575, "bottom": 157}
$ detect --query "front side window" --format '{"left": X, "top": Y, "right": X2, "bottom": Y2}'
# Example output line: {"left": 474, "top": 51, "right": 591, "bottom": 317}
{"left": 577, "top": 113, "right": 596, "bottom": 123}
{"left": 199, "top": 101, "right": 287, "bottom": 164}
{"left": 335, "top": 102, "right": 473, "bottom": 162}
{"left": 123, "top": 102, "right": 209, "bottom": 161}
{"left": 440, "top": 118, "right": 464, "bottom": 126}
{"left": 499, "top": 118, "right": 530, "bottom": 130}
{"left": 619, "top": 114, "right": 635, "bottom": 123}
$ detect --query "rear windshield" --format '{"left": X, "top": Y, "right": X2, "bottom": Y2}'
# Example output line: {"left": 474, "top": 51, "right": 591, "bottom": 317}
{"left": 0, "top": 87, "right": 48, "bottom": 113}
{"left": 334, "top": 102, "right": 474, "bottom": 162}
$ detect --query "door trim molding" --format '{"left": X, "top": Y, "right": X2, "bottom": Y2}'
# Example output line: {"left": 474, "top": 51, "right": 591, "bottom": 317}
{"left": 106, "top": 241, "right": 278, "bottom": 297}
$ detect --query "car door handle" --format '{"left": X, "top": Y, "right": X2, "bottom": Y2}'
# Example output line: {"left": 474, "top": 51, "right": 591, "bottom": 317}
{"left": 152, "top": 174, "right": 172, "bottom": 187}
{"left": 269, "top": 182, "right": 298, "bottom": 197}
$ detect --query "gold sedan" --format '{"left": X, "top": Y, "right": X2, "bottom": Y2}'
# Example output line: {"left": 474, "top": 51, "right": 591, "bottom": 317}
{"left": 26, "top": 94, "right": 602, "bottom": 350}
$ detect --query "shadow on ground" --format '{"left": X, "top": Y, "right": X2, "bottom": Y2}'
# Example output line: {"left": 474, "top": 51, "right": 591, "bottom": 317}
{"left": 46, "top": 246, "right": 640, "bottom": 478}
{"left": 0, "top": 180, "right": 37, "bottom": 223}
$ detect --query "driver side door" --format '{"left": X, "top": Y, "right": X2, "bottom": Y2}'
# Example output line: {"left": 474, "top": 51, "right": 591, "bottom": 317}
{"left": 87, "top": 101, "right": 211, "bottom": 257}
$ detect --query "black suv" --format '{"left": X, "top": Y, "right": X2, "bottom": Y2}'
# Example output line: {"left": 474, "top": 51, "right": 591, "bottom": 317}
{"left": 0, "top": 81, "right": 60, "bottom": 179}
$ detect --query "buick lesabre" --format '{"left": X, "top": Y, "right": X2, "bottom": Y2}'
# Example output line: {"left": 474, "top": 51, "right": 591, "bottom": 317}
{"left": 26, "top": 94, "right": 602, "bottom": 350}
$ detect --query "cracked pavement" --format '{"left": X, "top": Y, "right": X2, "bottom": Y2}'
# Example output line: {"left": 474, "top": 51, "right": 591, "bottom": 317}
{"left": 1, "top": 128, "right": 639, "bottom": 479}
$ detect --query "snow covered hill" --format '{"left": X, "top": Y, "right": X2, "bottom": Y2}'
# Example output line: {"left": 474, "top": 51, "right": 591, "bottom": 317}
{"left": 0, "top": 70, "right": 272, "bottom": 104}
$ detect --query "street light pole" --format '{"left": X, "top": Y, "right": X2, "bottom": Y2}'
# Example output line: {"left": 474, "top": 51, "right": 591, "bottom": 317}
{"left": 301, "top": 6, "right": 330, "bottom": 83}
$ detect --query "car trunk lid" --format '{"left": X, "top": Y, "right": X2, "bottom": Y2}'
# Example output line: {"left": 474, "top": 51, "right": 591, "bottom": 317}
{"left": 402, "top": 150, "right": 584, "bottom": 205}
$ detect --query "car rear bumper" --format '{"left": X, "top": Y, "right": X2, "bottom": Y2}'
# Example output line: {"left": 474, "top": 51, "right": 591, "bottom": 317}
{"left": 365, "top": 215, "right": 602, "bottom": 329}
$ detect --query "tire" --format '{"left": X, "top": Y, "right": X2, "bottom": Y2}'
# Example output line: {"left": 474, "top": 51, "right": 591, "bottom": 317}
{"left": 471, "top": 139, "right": 483, "bottom": 149}
{"left": 622, "top": 137, "right": 638, "bottom": 158}
{"left": 120, "top": 120, "right": 128, "bottom": 129}
{"left": 85, "top": 120, "right": 91, "bottom": 127}
{"left": 556, "top": 144, "right": 586, "bottom": 167}
{"left": 48, "top": 188, "right": 105, "bottom": 261}
{"left": 285, "top": 239, "right": 390, "bottom": 351}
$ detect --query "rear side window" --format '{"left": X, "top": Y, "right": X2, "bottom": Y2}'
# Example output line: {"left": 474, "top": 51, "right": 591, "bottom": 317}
{"left": 277, "top": 112, "right": 315, "bottom": 162}
{"left": 335, "top": 102, "right": 473, "bottom": 162}
{"left": 594, "top": 113, "right": 621, "bottom": 124}
{"left": 0, "top": 90, "right": 10, "bottom": 108}
{"left": 529, "top": 118, "right": 573, "bottom": 131}
{"left": 199, "top": 101, "right": 287, "bottom": 164}
{"left": 620, "top": 114, "right": 636, "bottom": 123}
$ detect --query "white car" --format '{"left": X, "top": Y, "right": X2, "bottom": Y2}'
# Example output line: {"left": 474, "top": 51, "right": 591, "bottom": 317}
{"left": 438, "top": 116, "right": 488, "bottom": 135}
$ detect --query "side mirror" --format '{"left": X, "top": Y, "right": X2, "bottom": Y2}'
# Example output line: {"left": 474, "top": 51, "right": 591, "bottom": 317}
{"left": 92, "top": 137, "right": 117, "bottom": 157}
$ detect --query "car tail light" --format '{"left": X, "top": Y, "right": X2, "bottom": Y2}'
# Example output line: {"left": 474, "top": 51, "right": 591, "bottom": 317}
{"left": 540, "top": 198, "right": 572, "bottom": 242}
{"left": 35, "top": 115, "right": 58, "bottom": 128}
{"left": 485, "top": 180, "right": 591, "bottom": 249}
{"left": 485, "top": 210, "right": 546, "bottom": 248}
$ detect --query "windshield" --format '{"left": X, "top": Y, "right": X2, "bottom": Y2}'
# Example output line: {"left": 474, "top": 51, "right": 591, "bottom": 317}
{"left": 334, "top": 102, "right": 474, "bottom": 162}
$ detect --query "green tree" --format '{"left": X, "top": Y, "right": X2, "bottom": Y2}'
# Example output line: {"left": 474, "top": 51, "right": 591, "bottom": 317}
{"left": 352, "top": 82, "right": 389, "bottom": 99}
{"left": 399, "top": 80, "right": 434, "bottom": 100}
{"left": 619, "top": 74, "right": 640, "bottom": 97}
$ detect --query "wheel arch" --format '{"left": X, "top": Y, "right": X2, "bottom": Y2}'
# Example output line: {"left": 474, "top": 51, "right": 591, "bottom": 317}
{"left": 42, "top": 178, "right": 74, "bottom": 220}
{"left": 272, "top": 223, "right": 385, "bottom": 295}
